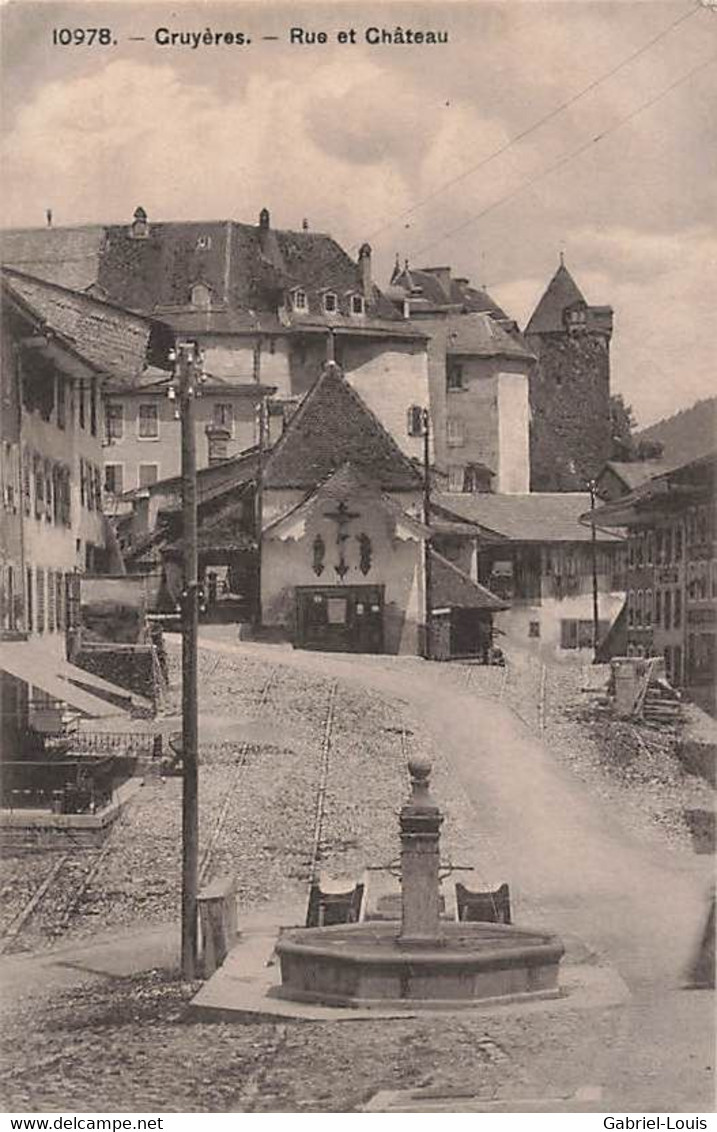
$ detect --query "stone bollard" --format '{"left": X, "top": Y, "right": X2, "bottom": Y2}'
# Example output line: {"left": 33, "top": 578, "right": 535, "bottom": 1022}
{"left": 198, "top": 876, "right": 238, "bottom": 977}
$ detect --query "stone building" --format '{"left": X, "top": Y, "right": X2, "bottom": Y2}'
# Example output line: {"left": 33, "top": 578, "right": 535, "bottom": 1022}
{"left": 524, "top": 260, "right": 613, "bottom": 492}
{"left": 388, "top": 262, "right": 533, "bottom": 492}
{"left": 433, "top": 490, "right": 625, "bottom": 659}
{"left": 0, "top": 268, "right": 163, "bottom": 641}
{"left": 589, "top": 453, "right": 716, "bottom": 712}
{"left": 3, "top": 209, "right": 431, "bottom": 469}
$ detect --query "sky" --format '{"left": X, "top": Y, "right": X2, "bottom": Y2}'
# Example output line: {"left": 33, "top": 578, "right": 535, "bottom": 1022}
{"left": 2, "top": 0, "right": 716, "bottom": 428}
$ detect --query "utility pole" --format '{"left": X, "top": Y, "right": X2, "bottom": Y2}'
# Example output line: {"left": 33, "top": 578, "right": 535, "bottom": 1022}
{"left": 588, "top": 478, "right": 600, "bottom": 663}
{"left": 173, "top": 340, "right": 202, "bottom": 979}
{"left": 422, "top": 408, "right": 432, "bottom": 660}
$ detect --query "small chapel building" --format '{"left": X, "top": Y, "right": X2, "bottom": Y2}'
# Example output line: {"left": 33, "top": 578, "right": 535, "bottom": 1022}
{"left": 259, "top": 362, "right": 506, "bottom": 654}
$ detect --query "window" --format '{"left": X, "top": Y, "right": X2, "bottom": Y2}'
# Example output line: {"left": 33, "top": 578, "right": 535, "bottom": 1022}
{"left": 104, "top": 464, "right": 124, "bottom": 495}
{"left": 645, "top": 533, "right": 653, "bottom": 566}
{"left": 47, "top": 570, "right": 55, "bottom": 633}
{"left": 190, "top": 282, "right": 211, "bottom": 309}
{"left": 628, "top": 590, "right": 635, "bottom": 627}
{"left": 664, "top": 589, "right": 672, "bottom": 631}
{"left": 212, "top": 403, "right": 234, "bottom": 434}
{"left": 674, "top": 588, "right": 682, "bottom": 629}
{"left": 196, "top": 235, "right": 211, "bottom": 250}
{"left": 323, "top": 292, "right": 337, "bottom": 314}
{"left": 448, "top": 465, "right": 465, "bottom": 492}
{"left": 529, "top": 620, "right": 540, "bottom": 639}
{"left": 350, "top": 294, "right": 365, "bottom": 316}
{"left": 636, "top": 536, "right": 644, "bottom": 568}
{"left": 56, "top": 572, "right": 64, "bottom": 633}
{"left": 645, "top": 589, "right": 652, "bottom": 627}
{"left": 636, "top": 589, "right": 643, "bottom": 627}
{"left": 36, "top": 568, "right": 45, "bottom": 634}
{"left": 406, "top": 405, "right": 425, "bottom": 437}
{"left": 292, "top": 289, "right": 308, "bottom": 312}
{"left": 34, "top": 457, "right": 44, "bottom": 519}
{"left": 106, "top": 403, "right": 124, "bottom": 441}
{"left": 560, "top": 619, "right": 608, "bottom": 650}
{"left": 78, "top": 379, "right": 85, "bottom": 429}
{"left": 56, "top": 376, "right": 66, "bottom": 430}
{"left": 90, "top": 379, "right": 97, "bottom": 436}
{"left": 446, "top": 361, "right": 464, "bottom": 391}
{"left": 447, "top": 418, "right": 465, "bottom": 447}
{"left": 139, "top": 463, "right": 159, "bottom": 488}
{"left": 664, "top": 528, "right": 673, "bottom": 565}
{"left": 138, "top": 403, "right": 159, "bottom": 439}
{"left": 654, "top": 589, "right": 662, "bottom": 626}
{"left": 674, "top": 525, "right": 683, "bottom": 562}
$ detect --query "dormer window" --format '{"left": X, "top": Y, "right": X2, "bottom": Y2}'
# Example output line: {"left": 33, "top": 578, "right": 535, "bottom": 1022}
{"left": 191, "top": 282, "right": 211, "bottom": 309}
{"left": 291, "top": 288, "right": 308, "bottom": 312}
{"left": 323, "top": 292, "right": 337, "bottom": 314}
{"left": 196, "top": 235, "right": 211, "bottom": 251}
{"left": 350, "top": 294, "right": 365, "bottom": 316}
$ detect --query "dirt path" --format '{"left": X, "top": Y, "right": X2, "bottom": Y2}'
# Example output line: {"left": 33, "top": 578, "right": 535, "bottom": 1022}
{"left": 192, "top": 633, "right": 715, "bottom": 1110}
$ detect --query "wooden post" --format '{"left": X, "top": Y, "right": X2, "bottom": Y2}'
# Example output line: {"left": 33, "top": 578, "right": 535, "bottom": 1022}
{"left": 422, "top": 408, "right": 432, "bottom": 660}
{"left": 178, "top": 342, "right": 200, "bottom": 980}
{"left": 588, "top": 480, "right": 600, "bottom": 661}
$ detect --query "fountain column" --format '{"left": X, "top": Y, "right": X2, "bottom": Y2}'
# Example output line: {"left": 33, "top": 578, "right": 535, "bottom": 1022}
{"left": 398, "top": 758, "right": 445, "bottom": 949}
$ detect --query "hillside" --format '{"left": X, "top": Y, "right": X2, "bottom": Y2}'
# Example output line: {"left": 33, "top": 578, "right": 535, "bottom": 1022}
{"left": 636, "top": 397, "right": 716, "bottom": 467}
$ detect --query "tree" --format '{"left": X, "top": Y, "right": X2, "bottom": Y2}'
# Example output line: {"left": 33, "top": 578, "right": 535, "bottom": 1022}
{"left": 609, "top": 394, "right": 636, "bottom": 459}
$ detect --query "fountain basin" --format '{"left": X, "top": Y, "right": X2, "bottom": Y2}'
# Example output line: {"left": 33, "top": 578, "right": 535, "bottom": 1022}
{"left": 274, "top": 920, "right": 564, "bottom": 1009}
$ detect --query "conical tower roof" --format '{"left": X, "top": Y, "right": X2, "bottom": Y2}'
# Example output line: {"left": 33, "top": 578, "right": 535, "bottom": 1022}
{"left": 525, "top": 262, "right": 586, "bottom": 335}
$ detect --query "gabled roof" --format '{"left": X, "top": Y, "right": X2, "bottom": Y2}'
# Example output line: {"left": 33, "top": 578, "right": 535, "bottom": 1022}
{"left": 434, "top": 491, "right": 622, "bottom": 543}
{"left": 2, "top": 266, "right": 164, "bottom": 383}
{"left": 430, "top": 549, "right": 508, "bottom": 611}
{"left": 2, "top": 216, "right": 411, "bottom": 333}
{"left": 598, "top": 460, "right": 672, "bottom": 494}
{"left": 264, "top": 461, "right": 428, "bottom": 539}
{"left": 587, "top": 452, "right": 717, "bottom": 528}
{"left": 446, "top": 312, "right": 535, "bottom": 361}
{"left": 525, "top": 263, "right": 587, "bottom": 335}
{"left": 263, "top": 362, "right": 423, "bottom": 491}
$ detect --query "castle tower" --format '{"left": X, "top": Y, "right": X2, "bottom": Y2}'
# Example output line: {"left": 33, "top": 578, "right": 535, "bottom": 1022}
{"left": 524, "top": 260, "right": 613, "bottom": 492}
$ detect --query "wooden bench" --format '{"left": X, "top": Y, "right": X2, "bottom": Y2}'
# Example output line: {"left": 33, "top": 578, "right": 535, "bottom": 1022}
{"left": 306, "top": 873, "right": 366, "bottom": 928}
{"left": 455, "top": 881, "right": 512, "bottom": 924}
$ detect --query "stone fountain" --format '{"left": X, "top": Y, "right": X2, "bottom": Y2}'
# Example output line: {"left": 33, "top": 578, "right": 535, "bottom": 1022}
{"left": 275, "top": 758, "right": 564, "bottom": 1009}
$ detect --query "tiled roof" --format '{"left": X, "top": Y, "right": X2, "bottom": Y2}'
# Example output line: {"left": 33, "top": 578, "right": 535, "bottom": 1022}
{"left": 2, "top": 216, "right": 413, "bottom": 333}
{"left": 392, "top": 265, "right": 508, "bottom": 319}
{"left": 2, "top": 267, "right": 159, "bottom": 382}
{"left": 263, "top": 362, "right": 422, "bottom": 491}
{"left": 525, "top": 263, "right": 586, "bottom": 335}
{"left": 588, "top": 452, "right": 717, "bottom": 527}
{"left": 434, "top": 491, "right": 622, "bottom": 543}
{"left": 446, "top": 312, "right": 535, "bottom": 361}
{"left": 430, "top": 549, "right": 508, "bottom": 611}
{"left": 600, "top": 460, "right": 672, "bottom": 492}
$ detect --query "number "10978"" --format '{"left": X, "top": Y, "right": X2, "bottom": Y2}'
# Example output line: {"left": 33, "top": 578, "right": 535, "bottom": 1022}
{"left": 52, "top": 28, "right": 115, "bottom": 45}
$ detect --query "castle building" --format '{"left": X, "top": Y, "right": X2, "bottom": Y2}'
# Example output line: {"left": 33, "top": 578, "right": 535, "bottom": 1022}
{"left": 524, "top": 260, "right": 613, "bottom": 492}
{"left": 388, "top": 263, "right": 533, "bottom": 493}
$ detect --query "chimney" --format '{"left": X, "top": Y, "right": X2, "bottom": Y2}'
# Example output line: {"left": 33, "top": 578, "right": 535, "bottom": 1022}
{"left": 302, "top": 218, "right": 309, "bottom": 231}
{"left": 358, "top": 242, "right": 372, "bottom": 299}
{"left": 46, "top": 209, "right": 53, "bottom": 228}
{"left": 205, "top": 423, "right": 231, "bottom": 466}
{"left": 130, "top": 206, "right": 149, "bottom": 239}
{"left": 259, "top": 207, "right": 270, "bottom": 230}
